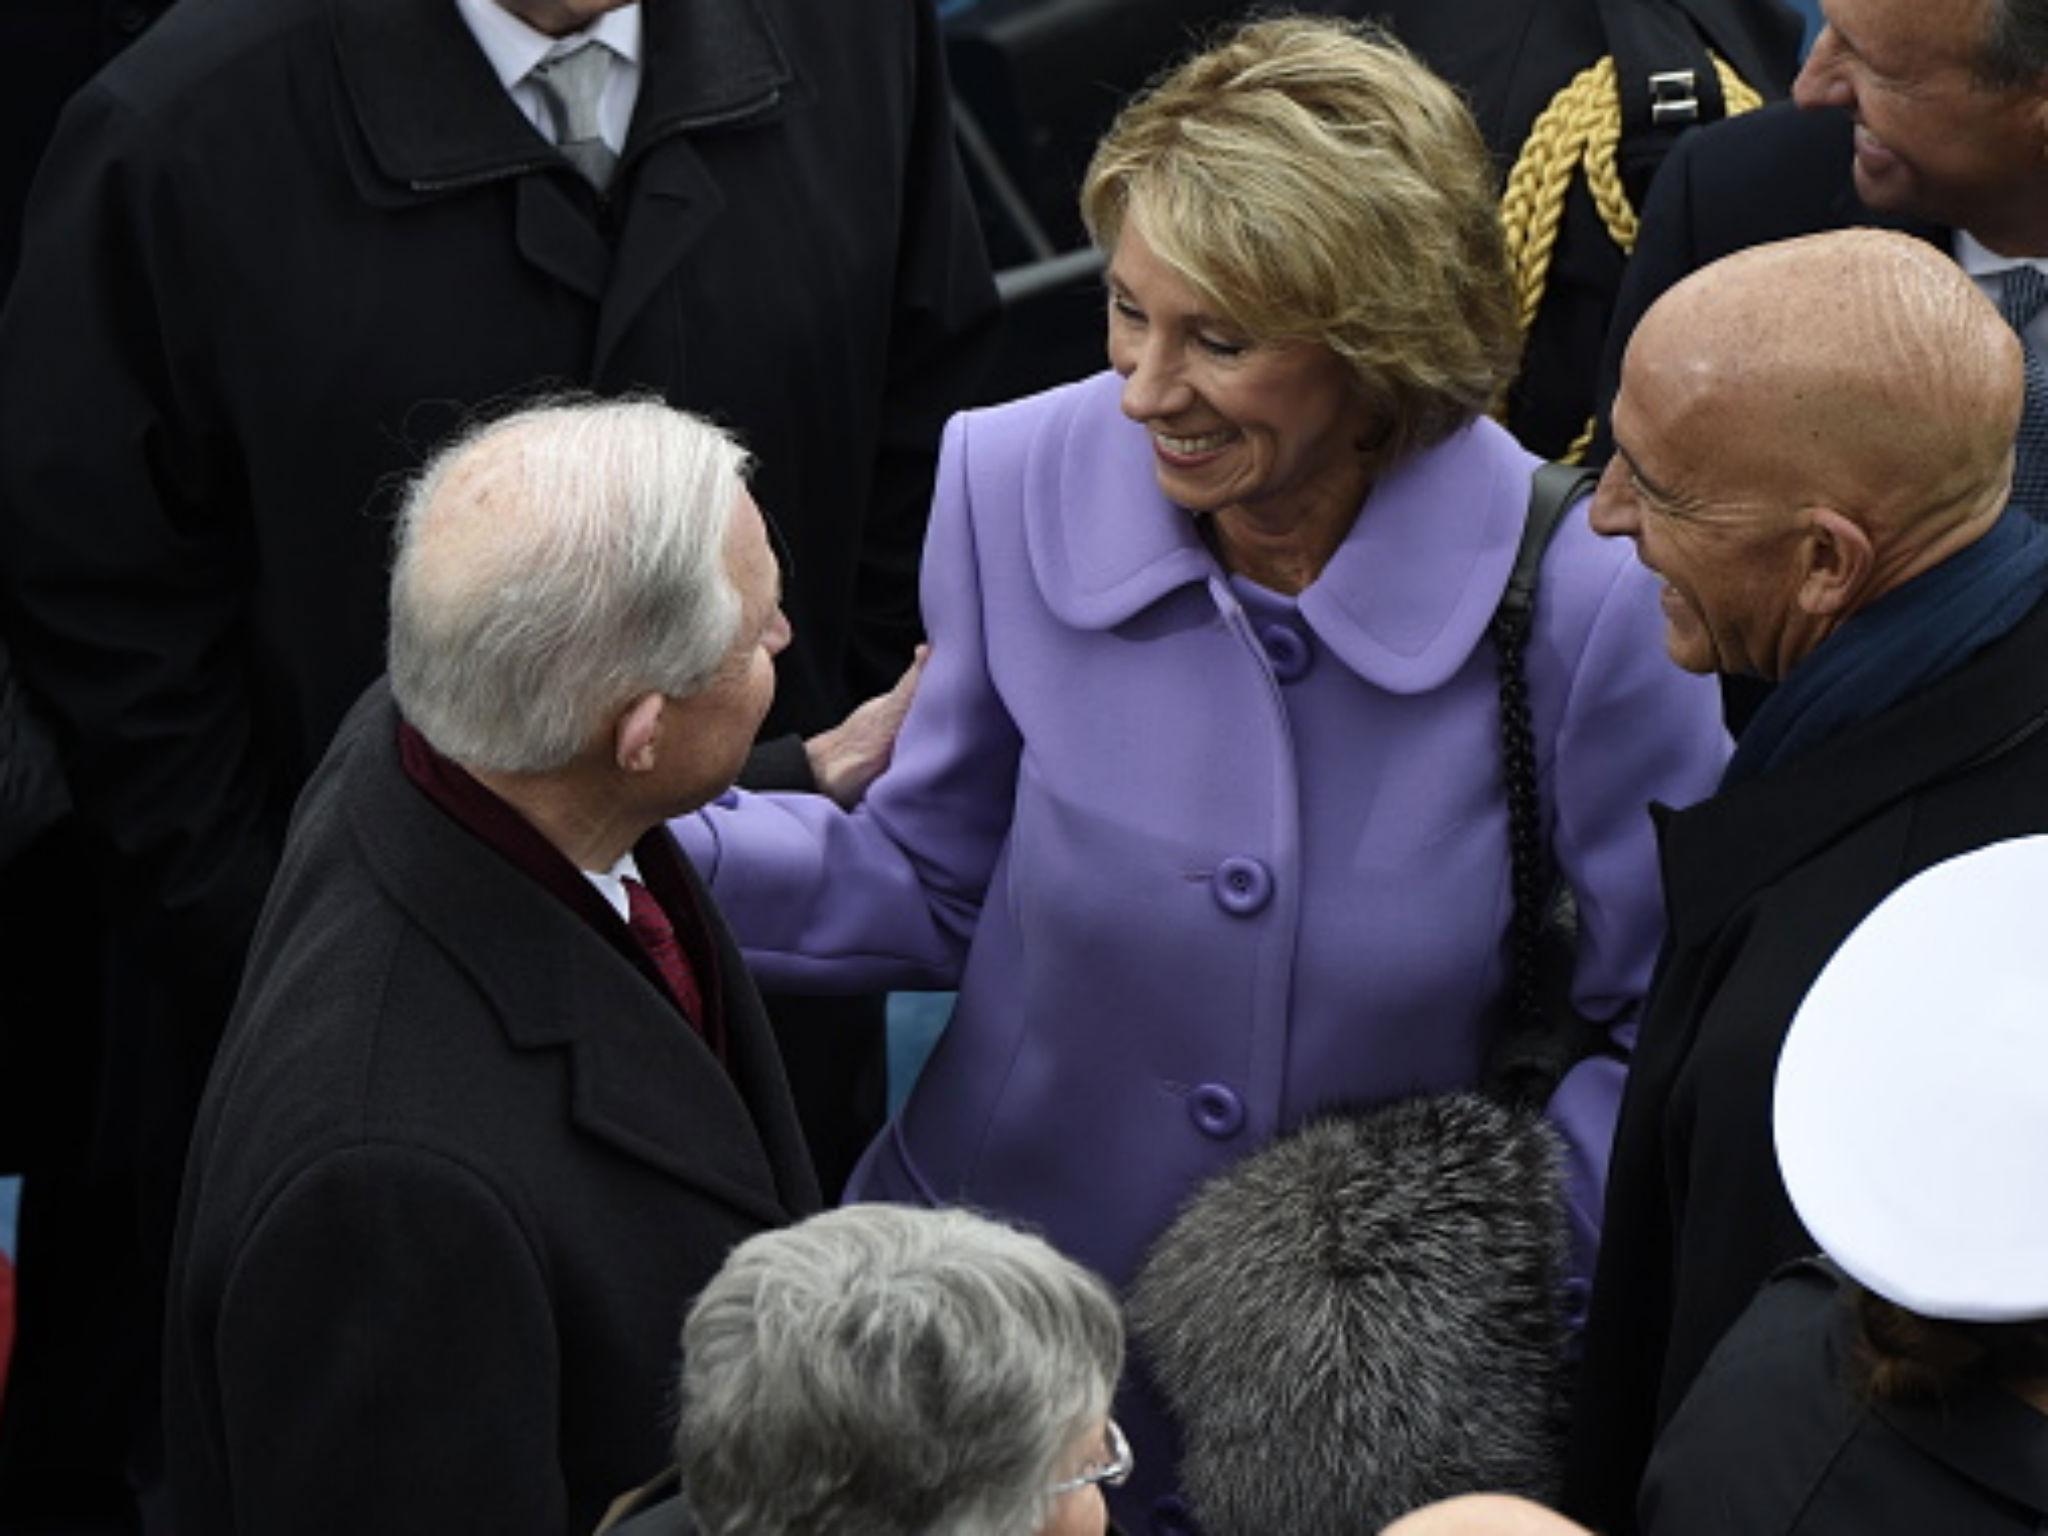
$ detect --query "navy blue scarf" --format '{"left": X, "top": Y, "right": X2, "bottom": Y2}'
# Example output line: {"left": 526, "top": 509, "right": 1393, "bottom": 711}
{"left": 1724, "top": 506, "right": 2048, "bottom": 788}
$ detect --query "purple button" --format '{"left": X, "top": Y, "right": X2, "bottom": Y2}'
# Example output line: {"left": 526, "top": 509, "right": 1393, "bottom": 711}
{"left": 1188, "top": 1082, "right": 1245, "bottom": 1139}
{"left": 1258, "top": 621, "right": 1313, "bottom": 683}
{"left": 1563, "top": 1275, "right": 1591, "bottom": 1333}
{"left": 713, "top": 788, "right": 741, "bottom": 810}
{"left": 1212, "top": 856, "right": 1272, "bottom": 916}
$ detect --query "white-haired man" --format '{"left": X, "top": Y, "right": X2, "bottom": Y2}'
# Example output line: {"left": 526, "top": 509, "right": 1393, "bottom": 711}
{"left": 164, "top": 400, "right": 821, "bottom": 1536}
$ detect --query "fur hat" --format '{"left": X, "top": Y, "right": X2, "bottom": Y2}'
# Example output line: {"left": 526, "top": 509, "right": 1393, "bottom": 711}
{"left": 1129, "top": 1094, "right": 1570, "bottom": 1535}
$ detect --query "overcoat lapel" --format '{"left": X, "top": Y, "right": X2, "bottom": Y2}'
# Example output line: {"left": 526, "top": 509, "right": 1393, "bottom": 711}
{"left": 595, "top": 0, "right": 795, "bottom": 374}
{"left": 339, "top": 690, "right": 803, "bottom": 1230}
{"left": 329, "top": 0, "right": 555, "bottom": 193}
{"left": 517, "top": 177, "right": 612, "bottom": 304}
{"left": 331, "top": 0, "right": 799, "bottom": 371}
{"left": 593, "top": 145, "right": 719, "bottom": 373}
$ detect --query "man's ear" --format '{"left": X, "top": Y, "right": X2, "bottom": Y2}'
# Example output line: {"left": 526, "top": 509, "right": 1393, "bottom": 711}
{"left": 614, "top": 692, "right": 666, "bottom": 774}
{"left": 1796, "top": 507, "right": 1874, "bottom": 617}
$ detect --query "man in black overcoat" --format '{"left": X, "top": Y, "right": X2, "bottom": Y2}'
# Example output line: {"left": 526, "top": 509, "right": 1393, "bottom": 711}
{"left": 0, "top": 2, "right": 991, "bottom": 1519}
{"left": 1567, "top": 229, "right": 2048, "bottom": 1534}
{"left": 166, "top": 399, "right": 822, "bottom": 1535}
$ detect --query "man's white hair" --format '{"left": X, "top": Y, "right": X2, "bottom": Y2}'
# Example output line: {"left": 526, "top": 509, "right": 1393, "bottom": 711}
{"left": 388, "top": 397, "right": 750, "bottom": 773}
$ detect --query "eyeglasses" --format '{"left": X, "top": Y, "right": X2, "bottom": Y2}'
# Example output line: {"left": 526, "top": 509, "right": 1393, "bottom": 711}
{"left": 1049, "top": 1418, "right": 1133, "bottom": 1497}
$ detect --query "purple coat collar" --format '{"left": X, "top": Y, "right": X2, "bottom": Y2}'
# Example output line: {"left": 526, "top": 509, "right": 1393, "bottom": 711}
{"left": 1020, "top": 372, "right": 1533, "bottom": 694}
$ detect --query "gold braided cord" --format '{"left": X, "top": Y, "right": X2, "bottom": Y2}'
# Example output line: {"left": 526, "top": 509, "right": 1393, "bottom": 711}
{"left": 1498, "top": 54, "right": 1764, "bottom": 460}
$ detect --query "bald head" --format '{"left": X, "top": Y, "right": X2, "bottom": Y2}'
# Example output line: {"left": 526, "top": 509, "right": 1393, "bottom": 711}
{"left": 1594, "top": 231, "right": 2025, "bottom": 677}
{"left": 1379, "top": 1494, "right": 1593, "bottom": 1536}
{"left": 388, "top": 399, "right": 750, "bottom": 774}
{"left": 1633, "top": 230, "right": 2020, "bottom": 538}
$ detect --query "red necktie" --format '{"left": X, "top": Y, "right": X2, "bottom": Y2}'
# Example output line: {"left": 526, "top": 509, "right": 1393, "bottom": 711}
{"left": 624, "top": 877, "right": 705, "bottom": 1030}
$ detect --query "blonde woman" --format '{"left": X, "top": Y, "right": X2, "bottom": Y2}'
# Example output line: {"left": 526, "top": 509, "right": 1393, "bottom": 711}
{"left": 675, "top": 18, "right": 1727, "bottom": 1524}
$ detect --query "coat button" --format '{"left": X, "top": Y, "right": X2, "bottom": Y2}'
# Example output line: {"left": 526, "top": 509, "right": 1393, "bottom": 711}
{"left": 1188, "top": 1083, "right": 1245, "bottom": 1139}
{"left": 1258, "top": 620, "right": 1313, "bottom": 683}
{"left": 1212, "top": 856, "right": 1272, "bottom": 916}
{"left": 1563, "top": 1275, "right": 1591, "bottom": 1332}
{"left": 1151, "top": 1494, "right": 1198, "bottom": 1535}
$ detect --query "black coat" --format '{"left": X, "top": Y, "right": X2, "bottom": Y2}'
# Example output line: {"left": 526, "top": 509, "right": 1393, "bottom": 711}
{"left": 1642, "top": 1262, "right": 2048, "bottom": 1536}
{"left": 1565, "top": 593, "right": 2048, "bottom": 1534}
{"left": 0, "top": 0, "right": 995, "bottom": 1188}
{"left": 164, "top": 686, "right": 822, "bottom": 1535}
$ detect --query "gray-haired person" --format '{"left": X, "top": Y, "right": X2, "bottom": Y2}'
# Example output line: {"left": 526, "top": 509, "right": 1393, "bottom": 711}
{"left": 164, "top": 399, "right": 823, "bottom": 1535}
{"left": 601, "top": 1204, "right": 1129, "bottom": 1536}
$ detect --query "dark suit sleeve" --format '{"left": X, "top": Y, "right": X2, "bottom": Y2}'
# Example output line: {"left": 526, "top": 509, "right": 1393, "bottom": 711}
{"left": 0, "top": 81, "right": 279, "bottom": 993}
{"left": 210, "top": 1145, "right": 565, "bottom": 1534}
{"left": 843, "top": 0, "right": 999, "bottom": 703}
{"left": 1590, "top": 126, "right": 1707, "bottom": 462}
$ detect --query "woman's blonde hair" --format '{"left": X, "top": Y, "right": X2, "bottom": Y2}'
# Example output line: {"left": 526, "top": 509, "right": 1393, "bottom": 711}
{"left": 1081, "top": 14, "right": 1520, "bottom": 471}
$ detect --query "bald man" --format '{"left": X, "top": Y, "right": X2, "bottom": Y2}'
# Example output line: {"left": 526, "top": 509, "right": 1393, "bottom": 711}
{"left": 1383, "top": 1495, "right": 1594, "bottom": 1536}
{"left": 1563, "top": 229, "right": 2048, "bottom": 1534}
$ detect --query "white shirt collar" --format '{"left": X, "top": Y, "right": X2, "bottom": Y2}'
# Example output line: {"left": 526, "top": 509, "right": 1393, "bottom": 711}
{"left": 1954, "top": 228, "right": 2048, "bottom": 279}
{"left": 581, "top": 848, "right": 646, "bottom": 923}
{"left": 452, "top": 0, "right": 643, "bottom": 93}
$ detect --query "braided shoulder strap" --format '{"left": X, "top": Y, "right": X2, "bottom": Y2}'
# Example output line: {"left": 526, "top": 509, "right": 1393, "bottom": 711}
{"left": 1497, "top": 56, "right": 1764, "bottom": 463}
{"left": 1486, "top": 463, "right": 1600, "bottom": 1107}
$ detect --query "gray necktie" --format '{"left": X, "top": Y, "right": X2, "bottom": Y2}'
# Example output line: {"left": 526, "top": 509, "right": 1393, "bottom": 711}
{"left": 528, "top": 42, "right": 618, "bottom": 193}
{"left": 1998, "top": 265, "right": 2048, "bottom": 520}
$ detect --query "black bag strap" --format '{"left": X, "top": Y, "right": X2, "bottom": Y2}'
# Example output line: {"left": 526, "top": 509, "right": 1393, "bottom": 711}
{"left": 1490, "top": 463, "right": 1600, "bottom": 1045}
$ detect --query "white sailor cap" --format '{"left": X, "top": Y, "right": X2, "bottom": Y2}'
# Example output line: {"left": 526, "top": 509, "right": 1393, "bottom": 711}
{"left": 1774, "top": 834, "right": 2048, "bottom": 1323}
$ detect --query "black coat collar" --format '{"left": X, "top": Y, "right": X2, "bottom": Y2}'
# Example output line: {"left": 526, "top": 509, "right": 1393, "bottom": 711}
{"left": 330, "top": 684, "right": 819, "bottom": 1226}
{"left": 1879, "top": 1385, "right": 2048, "bottom": 1517}
{"left": 329, "top": 0, "right": 793, "bottom": 192}
{"left": 1798, "top": 1261, "right": 2048, "bottom": 1518}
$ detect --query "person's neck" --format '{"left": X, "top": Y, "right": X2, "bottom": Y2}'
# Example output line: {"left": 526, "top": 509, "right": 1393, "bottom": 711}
{"left": 1207, "top": 477, "right": 1371, "bottom": 596}
{"left": 468, "top": 762, "right": 646, "bottom": 872}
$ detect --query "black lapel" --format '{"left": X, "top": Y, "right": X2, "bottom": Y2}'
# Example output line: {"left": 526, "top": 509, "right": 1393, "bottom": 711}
{"left": 593, "top": 0, "right": 794, "bottom": 374}
{"left": 328, "top": 0, "right": 556, "bottom": 191}
{"left": 639, "top": 828, "right": 823, "bottom": 1218}
{"left": 516, "top": 175, "right": 612, "bottom": 303}
{"left": 337, "top": 686, "right": 796, "bottom": 1229}
{"left": 593, "top": 141, "right": 720, "bottom": 373}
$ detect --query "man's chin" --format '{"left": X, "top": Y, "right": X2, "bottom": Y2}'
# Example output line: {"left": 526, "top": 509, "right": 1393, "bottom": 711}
{"left": 1848, "top": 143, "right": 1917, "bottom": 218}
{"left": 1662, "top": 631, "right": 1717, "bottom": 676}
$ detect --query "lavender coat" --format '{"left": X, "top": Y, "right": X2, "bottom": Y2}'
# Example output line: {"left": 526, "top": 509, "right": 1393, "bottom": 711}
{"left": 678, "top": 371, "right": 1726, "bottom": 1526}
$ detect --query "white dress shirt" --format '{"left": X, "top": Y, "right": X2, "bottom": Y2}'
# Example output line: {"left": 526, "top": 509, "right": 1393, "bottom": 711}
{"left": 581, "top": 849, "right": 647, "bottom": 922}
{"left": 1955, "top": 229, "right": 2048, "bottom": 354}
